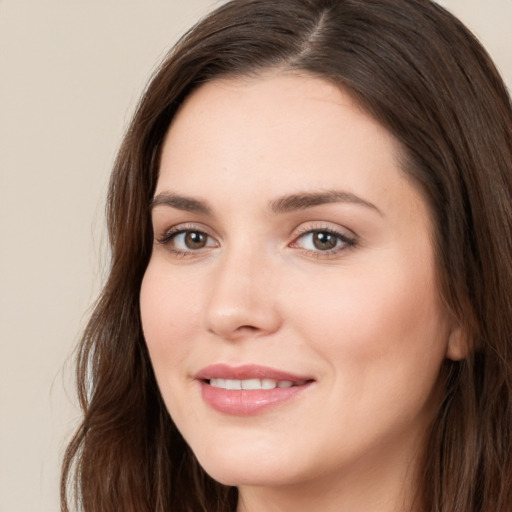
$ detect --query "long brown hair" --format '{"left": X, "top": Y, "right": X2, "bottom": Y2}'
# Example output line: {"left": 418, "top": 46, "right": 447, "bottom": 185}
{"left": 62, "top": 1, "right": 512, "bottom": 511}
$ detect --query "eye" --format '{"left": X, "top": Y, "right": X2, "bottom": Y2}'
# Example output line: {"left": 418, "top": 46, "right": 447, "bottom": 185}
{"left": 175, "top": 230, "right": 212, "bottom": 249}
{"left": 158, "top": 227, "right": 218, "bottom": 254}
{"left": 291, "top": 228, "right": 355, "bottom": 254}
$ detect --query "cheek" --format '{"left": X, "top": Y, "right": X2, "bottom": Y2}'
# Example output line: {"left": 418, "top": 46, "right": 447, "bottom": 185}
{"left": 287, "top": 254, "right": 449, "bottom": 387}
{"left": 284, "top": 260, "right": 449, "bottom": 457}
{"left": 140, "top": 262, "right": 207, "bottom": 429}
{"left": 139, "top": 263, "right": 199, "bottom": 376}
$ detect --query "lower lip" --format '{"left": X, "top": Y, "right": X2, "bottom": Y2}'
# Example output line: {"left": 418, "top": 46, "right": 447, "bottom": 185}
{"left": 200, "top": 381, "right": 312, "bottom": 416}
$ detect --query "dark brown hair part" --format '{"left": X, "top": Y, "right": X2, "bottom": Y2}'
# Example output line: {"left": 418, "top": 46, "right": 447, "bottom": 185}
{"left": 62, "top": 1, "right": 512, "bottom": 511}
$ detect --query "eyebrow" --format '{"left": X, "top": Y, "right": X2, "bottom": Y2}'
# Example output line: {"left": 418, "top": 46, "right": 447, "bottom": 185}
{"left": 150, "top": 190, "right": 381, "bottom": 216}
{"left": 269, "top": 190, "right": 382, "bottom": 215}
{"left": 150, "top": 192, "right": 213, "bottom": 215}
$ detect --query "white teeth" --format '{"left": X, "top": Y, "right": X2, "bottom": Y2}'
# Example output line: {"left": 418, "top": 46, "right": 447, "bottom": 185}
{"left": 261, "top": 379, "right": 277, "bottom": 389}
{"left": 225, "top": 379, "right": 242, "bottom": 390}
{"left": 210, "top": 378, "right": 225, "bottom": 388}
{"left": 208, "top": 378, "right": 298, "bottom": 390}
{"left": 241, "top": 379, "right": 261, "bottom": 390}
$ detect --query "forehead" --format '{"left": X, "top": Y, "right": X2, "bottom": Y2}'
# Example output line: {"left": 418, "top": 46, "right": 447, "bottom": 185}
{"left": 165, "top": 71, "right": 381, "bottom": 149}
{"left": 157, "top": 72, "right": 425, "bottom": 224}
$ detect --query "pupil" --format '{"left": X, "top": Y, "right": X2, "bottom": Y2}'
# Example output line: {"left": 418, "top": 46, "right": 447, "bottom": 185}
{"left": 313, "top": 232, "right": 337, "bottom": 250}
{"left": 185, "top": 231, "right": 206, "bottom": 249}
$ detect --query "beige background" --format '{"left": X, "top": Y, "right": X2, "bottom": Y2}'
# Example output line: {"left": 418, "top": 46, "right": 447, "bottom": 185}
{"left": 0, "top": 1, "right": 510, "bottom": 511}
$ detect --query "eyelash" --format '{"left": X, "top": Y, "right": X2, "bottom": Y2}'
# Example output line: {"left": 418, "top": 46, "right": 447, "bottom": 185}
{"left": 157, "top": 224, "right": 217, "bottom": 258}
{"left": 157, "top": 224, "right": 356, "bottom": 259}
{"left": 290, "top": 226, "right": 356, "bottom": 257}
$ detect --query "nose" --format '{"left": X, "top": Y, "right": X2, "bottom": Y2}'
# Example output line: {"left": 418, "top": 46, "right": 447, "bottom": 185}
{"left": 204, "top": 246, "right": 282, "bottom": 341}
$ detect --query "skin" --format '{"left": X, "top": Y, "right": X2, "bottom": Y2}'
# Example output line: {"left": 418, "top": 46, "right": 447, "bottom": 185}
{"left": 140, "top": 71, "right": 462, "bottom": 512}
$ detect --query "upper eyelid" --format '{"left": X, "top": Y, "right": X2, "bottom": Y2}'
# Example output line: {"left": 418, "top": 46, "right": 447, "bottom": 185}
{"left": 157, "top": 221, "right": 352, "bottom": 234}
{"left": 291, "top": 228, "right": 355, "bottom": 245}
{"left": 157, "top": 222, "right": 216, "bottom": 237}
{"left": 292, "top": 221, "right": 356, "bottom": 238}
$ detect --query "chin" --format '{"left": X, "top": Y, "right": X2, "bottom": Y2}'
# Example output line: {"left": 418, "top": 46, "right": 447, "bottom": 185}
{"left": 201, "top": 462, "right": 297, "bottom": 488}
{"left": 191, "top": 441, "right": 305, "bottom": 488}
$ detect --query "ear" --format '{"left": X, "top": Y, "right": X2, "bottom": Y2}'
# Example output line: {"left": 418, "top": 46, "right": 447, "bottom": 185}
{"left": 445, "top": 325, "right": 467, "bottom": 361}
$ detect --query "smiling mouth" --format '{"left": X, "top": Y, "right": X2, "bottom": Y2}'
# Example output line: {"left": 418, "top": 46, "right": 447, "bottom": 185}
{"left": 195, "top": 364, "right": 314, "bottom": 415}
{"left": 207, "top": 378, "right": 308, "bottom": 390}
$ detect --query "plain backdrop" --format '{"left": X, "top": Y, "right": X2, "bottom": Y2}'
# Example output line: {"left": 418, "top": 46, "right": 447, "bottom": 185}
{"left": 0, "top": 1, "right": 510, "bottom": 511}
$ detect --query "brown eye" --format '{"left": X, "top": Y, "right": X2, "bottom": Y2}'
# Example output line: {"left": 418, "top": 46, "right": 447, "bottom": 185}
{"left": 292, "top": 228, "right": 354, "bottom": 254}
{"left": 162, "top": 229, "right": 217, "bottom": 253}
{"left": 184, "top": 231, "right": 207, "bottom": 249}
{"left": 312, "top": 232, "right": 339, "bottom": 250}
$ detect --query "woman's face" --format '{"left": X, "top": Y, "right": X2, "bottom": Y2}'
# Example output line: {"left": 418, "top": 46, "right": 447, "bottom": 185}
{"left": 140, "top": 72, "right": 460, "bottom": 501}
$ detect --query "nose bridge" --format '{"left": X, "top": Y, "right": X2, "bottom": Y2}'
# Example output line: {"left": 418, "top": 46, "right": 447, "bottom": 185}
{"left": 204, "top": 237, "right": 280, "bottom": 339}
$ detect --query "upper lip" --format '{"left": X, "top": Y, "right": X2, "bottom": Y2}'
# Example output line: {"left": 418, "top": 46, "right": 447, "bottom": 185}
{"left": 195, "top": 364, "right": 313, "bottom": 383}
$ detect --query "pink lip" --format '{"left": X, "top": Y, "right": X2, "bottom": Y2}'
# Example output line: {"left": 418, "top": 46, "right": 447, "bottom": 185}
{"left": 195, "top": 363, "right": 311, "bottom": 382}
{"left": 195, "top": 364, "right": 314, "bottom": 416}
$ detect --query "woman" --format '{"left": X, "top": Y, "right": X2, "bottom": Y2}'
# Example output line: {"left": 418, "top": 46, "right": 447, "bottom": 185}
{"left": 61, "top": 0, "right": 512, "bottom": 511}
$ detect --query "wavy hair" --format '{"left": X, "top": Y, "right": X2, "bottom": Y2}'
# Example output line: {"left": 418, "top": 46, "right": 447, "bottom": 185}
{"left": 62, "top": 1, "right": 512, "bottom": 511}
